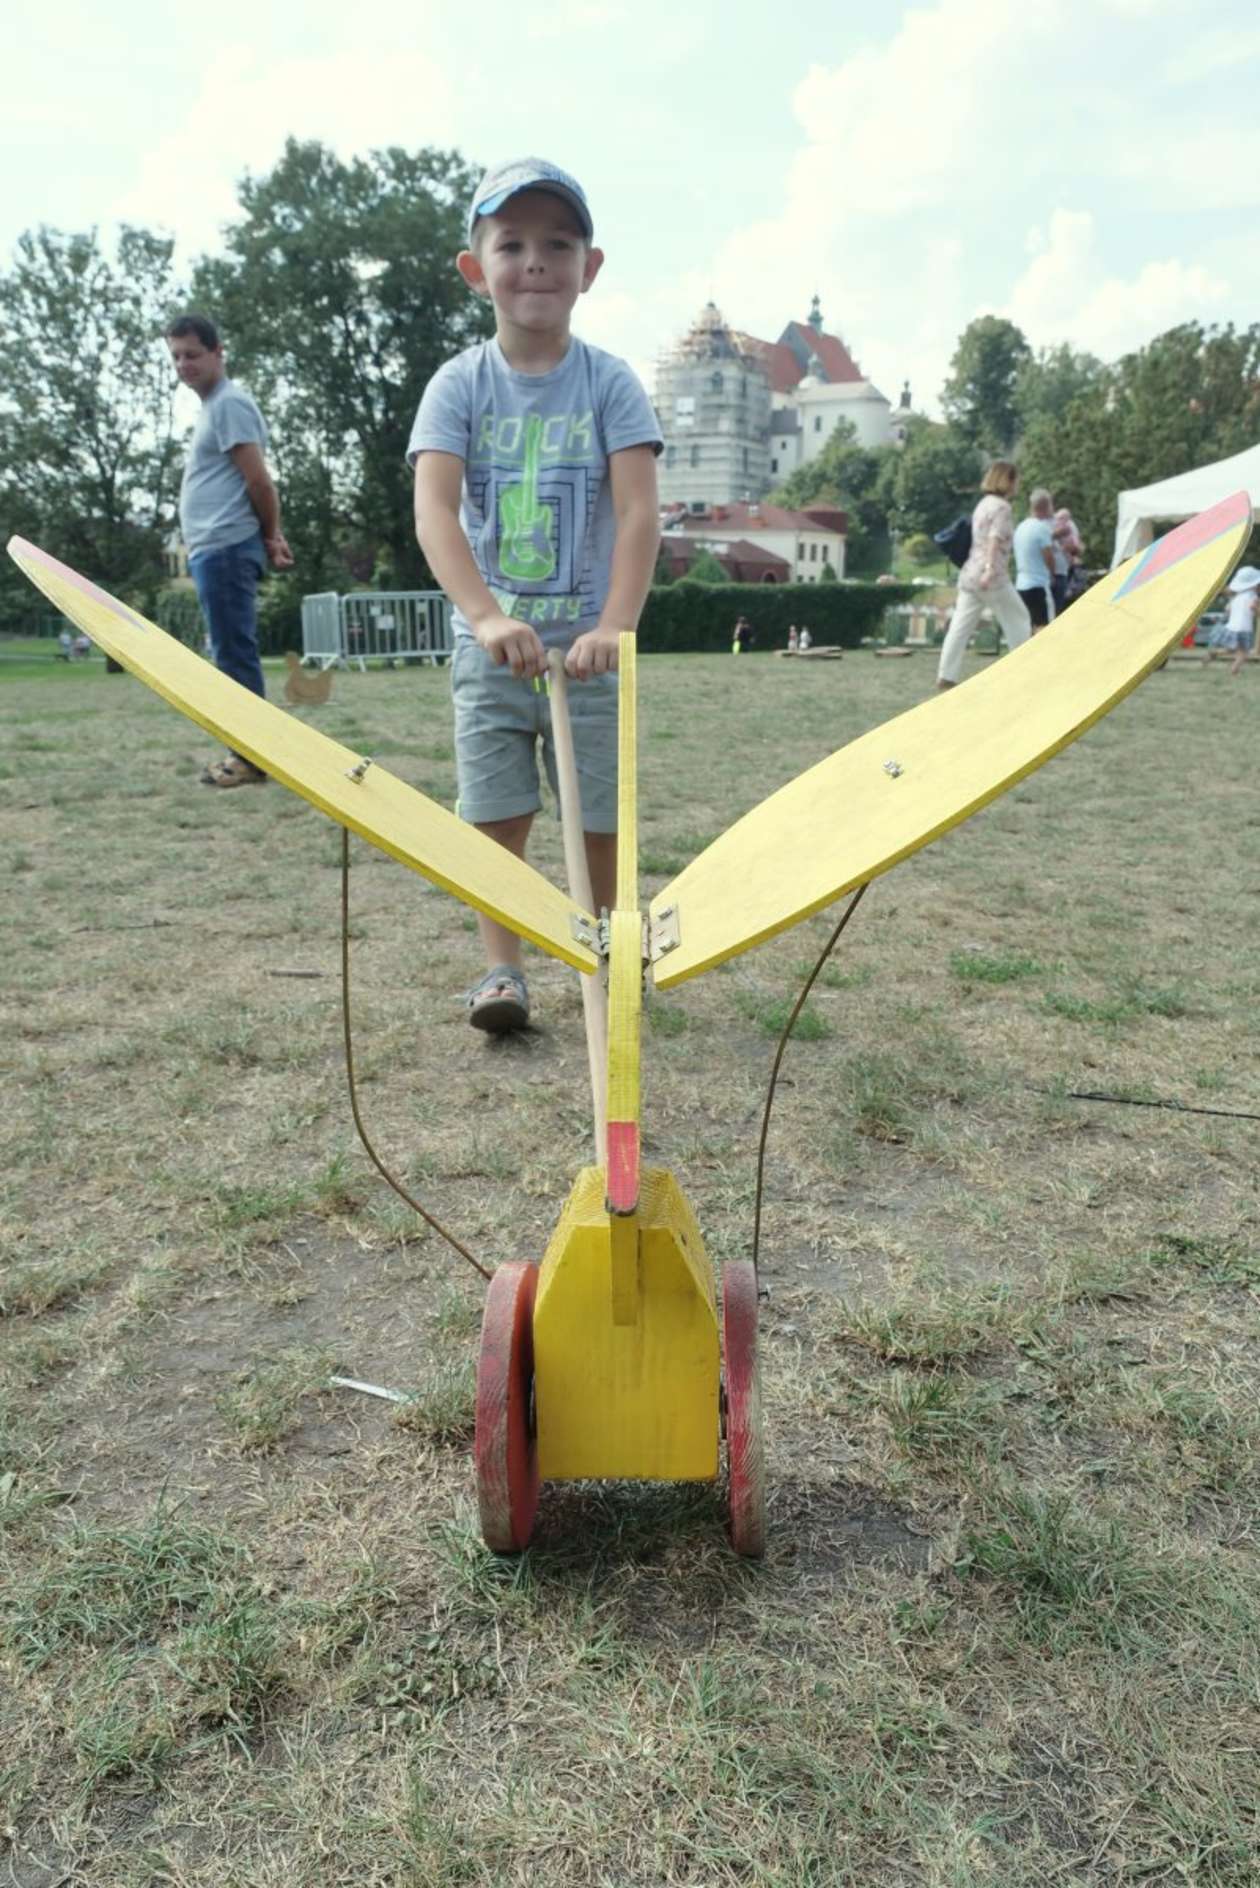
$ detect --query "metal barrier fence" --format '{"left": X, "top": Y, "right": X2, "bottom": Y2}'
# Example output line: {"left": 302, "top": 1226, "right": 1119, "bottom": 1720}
{"left": 884, "top": 602, "right": 1007, "bottom": 655}
{"left": 884, "top": 603, "right": 952, "bottom": 646}
{"left": 301, "top": 590, "right": 453, "bottom": 668}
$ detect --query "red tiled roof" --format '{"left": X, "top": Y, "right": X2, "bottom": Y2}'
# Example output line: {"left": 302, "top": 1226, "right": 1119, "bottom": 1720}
{"left": 662, "top": 536, "right": 792, "bottom": 583}
{"left": 789, "top": 325, "right": 863, "bottom": 385}
{"left": 664, "top": 500, "right": 847, "bottom": 536}
{"left": 802, "top": 506, "right": 848, "bottom": 533}
{"left": 730, "top": 333, "right": 800, "bottom": 394}
{"left": 732, "top": 321, "right": 864, "bottom": 391}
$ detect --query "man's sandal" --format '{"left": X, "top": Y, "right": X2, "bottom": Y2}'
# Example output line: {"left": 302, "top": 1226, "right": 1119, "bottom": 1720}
{"left": 466, "top": 964, "right": 530, "bottom": 1034}
{"left": 201, "top": 754, "right": 268, "bottom": 788}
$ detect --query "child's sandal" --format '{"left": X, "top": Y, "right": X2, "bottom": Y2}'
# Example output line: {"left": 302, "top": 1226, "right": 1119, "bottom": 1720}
{"left": 465, "top": 965, "right": 530, "bottom": 1034}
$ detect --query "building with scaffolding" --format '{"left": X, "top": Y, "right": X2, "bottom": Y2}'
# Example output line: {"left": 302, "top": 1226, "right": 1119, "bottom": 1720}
{"left": 655, "top": 297, "right": 896, "bottom": 510}
{"left": 654, "top": 303, "right": 773, "bottom": 511}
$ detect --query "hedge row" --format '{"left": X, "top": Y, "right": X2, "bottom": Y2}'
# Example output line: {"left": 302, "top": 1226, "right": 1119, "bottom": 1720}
{"left": 148, "top": 575, "right": 918, "bottom": 659}
{"left": 638, "top": 579, "right": 916, "bottom": 652}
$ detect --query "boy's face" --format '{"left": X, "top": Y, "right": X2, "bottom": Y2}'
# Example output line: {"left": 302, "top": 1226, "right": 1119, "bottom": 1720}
{"left": 457, "top": 189, "right": 604, "bottom": 334}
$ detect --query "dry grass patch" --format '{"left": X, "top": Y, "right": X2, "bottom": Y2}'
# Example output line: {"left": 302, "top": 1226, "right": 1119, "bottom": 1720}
{"left": 2, "top": 651, "right": 1259, "bottom": 1882}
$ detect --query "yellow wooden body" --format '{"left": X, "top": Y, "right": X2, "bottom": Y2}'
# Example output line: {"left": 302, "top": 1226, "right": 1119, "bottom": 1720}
{"left": 533, "top": 1166, "right": 720, "bottom": 1481}
{"left": 6, "top": 538, "right": 596, "bottom": 974}
{"left": 650, "top": 503, "right": 1251, "bottom": 988}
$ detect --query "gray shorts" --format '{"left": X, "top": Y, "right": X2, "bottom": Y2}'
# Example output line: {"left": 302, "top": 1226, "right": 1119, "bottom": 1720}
{"left": 451, "top": 639, "right": 619, "bottom": 833}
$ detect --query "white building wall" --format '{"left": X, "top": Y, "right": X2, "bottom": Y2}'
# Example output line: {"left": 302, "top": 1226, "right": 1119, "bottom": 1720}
{"left": 794, "top": 380, "right": 894, "bottom": 454}
{"left": 666, "top": 523, "right": 845, "bottom": 583}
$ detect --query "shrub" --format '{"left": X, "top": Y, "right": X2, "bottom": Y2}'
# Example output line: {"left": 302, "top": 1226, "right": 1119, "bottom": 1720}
{"left": 152, "top": 584, "right": 204, "bottom": 648}
{"left": 638, "top": 579, "right": 915, "bottom": 653}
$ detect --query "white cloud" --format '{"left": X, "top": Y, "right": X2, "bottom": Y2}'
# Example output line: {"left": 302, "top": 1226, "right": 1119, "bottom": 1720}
{"left": 1005, "top": 208, "right": 1229, "bottom": 357}
{"left": 110, "top": 42, "right": 458, "bottom": 259}
{"left": 785, "top": 2, "right": 1054, "bottom": 219}
{"left": 651, "top": 0, "right": 1255, "bottom": 416}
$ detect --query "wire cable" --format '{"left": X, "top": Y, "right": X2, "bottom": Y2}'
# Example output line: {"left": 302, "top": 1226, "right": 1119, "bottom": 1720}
{"left": 1036, "top": 1087, "right": 1260, "bottom": 1123}
{"left": 751, "top": 884, "right": 868, "bottom": 1277}
{"left": 339, "top": 829, "right": 491, "bottom": 1282}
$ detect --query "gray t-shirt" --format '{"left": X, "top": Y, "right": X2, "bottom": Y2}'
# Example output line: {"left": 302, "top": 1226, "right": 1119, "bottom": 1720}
{"left": 408, "top": 336, "right": 663, "bottom": 648}
{"left": 179, "top": 380, "right": 269, "bottom": 557}
{"left": 1013, "top": 515, "right": 1054, "bottom": 593}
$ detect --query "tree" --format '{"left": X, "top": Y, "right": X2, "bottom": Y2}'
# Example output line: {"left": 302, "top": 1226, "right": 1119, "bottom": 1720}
{"left": 885, "top": 418, "right": 981, "bottom": 538}
{"left": 192, "top": 139, "right": 494, "bottom": 606}
{"left": 1013, "top": 342, "right": 1105, "bottom": 437}
{"left": 1020, "top": 321, "right": 1260, "bottom": 563}
{"left": 771, "top": 418, "right": 897, "bottom": 576}
{"left": 685, "top": 548, "right": 728, "bottom": 583}
{"left": 0, "top": 225, "right": 184, "bottom": 629}
{"left": 942, "top": 315, "right": 1032, "bottom": 453}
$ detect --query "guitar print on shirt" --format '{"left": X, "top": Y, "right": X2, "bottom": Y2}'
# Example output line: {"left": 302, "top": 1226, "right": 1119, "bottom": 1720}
{"left": 497, "top": 416, "right": 557, "bottom": 583}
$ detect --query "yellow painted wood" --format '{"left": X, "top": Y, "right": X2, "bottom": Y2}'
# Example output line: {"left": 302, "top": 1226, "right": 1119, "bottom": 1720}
{"left": 534, "top": 1166, "right": 719, "bottom": 1481}
{"left": 606, "top": 908, "right": 642, "bottom": 1137}
{"left": 608, "top": 1211, "right": 640, "bottom": 1328}
{"left": 8, "top": 537, "right": 596, "bottom": 973}
{"left": 650, "top": 516, "right": 1249, "bottom": 988}
{"left": 616, "top": 631, "right": 638, "bottom": 913}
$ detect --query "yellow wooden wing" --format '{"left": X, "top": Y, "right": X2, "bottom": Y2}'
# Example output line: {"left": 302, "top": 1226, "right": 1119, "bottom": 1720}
{"left": 650, "top": 492, "right": 1252, "bottom": 989}
{"left": 7, "top": 537, "right": 597, "bottom": 973}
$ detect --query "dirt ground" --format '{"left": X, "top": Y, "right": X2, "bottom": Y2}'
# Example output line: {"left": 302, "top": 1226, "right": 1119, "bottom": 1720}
{"left": 1, "top": 644, "right": 1258, "bottom": 1885}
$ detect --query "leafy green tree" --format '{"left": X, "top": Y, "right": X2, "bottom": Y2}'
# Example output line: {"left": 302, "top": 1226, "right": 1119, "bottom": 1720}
{"left": 0, "top": 225, "right": 184, "bottom": 629}
{"left": 685, "top": 547, "right": 729, "bottom": 582}
{"left": 192, "top": 139, "right": 494, "bottom": 604}
{"left": 772, "top": 418, "right": 897, "bottom": 576}
{"left": 885, "top": 418, "right": 982, "bottom": 538}
{"left": 942, "top": 315, "right": 1032, "bottom": 452}
{"left": 1020, "top": 321, "right": 1260, "bottom": 563}
{"left": 1013, "top": 342, "right": 1104, "bottom": 436}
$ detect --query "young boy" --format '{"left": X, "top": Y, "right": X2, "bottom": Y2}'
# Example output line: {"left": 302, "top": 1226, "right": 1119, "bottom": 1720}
{"left": 409, "top": 158, "right": 662, "bottom": 1033}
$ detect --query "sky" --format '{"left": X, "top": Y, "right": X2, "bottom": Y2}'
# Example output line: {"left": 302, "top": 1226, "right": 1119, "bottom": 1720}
{"left": 5, "top": 0, "right": 1260, "bottom": 418}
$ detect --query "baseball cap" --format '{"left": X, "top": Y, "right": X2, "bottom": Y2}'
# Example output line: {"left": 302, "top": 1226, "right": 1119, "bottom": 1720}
{"left": 468, "top": 158, "right": 594, "bottom": 244}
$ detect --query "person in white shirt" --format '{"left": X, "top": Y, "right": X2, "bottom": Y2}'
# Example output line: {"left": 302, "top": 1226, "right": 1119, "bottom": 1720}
{"left": 1220, "top": 565, "right": 1260, "bottom": 678}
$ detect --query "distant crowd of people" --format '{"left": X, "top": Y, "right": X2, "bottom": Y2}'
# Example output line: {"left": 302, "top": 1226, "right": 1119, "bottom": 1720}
{"left": 936, "top": 463, "right": 1084, "bottom": 690}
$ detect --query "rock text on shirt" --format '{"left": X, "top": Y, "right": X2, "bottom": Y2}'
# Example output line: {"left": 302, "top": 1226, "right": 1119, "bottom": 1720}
{"left": 471, "top": 411, "right": 595, "bottom": 464}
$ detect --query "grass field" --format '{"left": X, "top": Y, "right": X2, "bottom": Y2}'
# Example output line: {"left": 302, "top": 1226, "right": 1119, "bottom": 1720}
{"left": 2, "top": 643, "right": 1258, "bottom": 1886}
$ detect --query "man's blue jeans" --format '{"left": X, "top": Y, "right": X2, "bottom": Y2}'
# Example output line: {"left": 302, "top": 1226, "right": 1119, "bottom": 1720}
{"left": 190, "top": 533, "right": 267, "bottom": 699}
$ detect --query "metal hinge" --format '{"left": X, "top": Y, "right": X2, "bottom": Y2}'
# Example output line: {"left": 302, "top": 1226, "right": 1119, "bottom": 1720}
{"left": 648, "top": 902, "right": 681, "bottom": 961}
{"left": 569, "top": 912, "right": 610, "bottom": 956}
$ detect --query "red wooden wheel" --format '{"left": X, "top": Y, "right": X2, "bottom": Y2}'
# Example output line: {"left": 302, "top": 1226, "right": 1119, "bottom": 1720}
{"left": 722, "top": 1259, "right": 766, "bottom": 1558}
{"left": 474, "top": 1260, "right": 540, "bottom": 1553}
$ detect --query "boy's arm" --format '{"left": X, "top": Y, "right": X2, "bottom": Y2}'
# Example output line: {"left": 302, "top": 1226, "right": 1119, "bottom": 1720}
{"left": 413, "top": 452, "right": 546, "bottom": 679}
{"left": 566, "top": 445, "right": 660, "bottom": 680}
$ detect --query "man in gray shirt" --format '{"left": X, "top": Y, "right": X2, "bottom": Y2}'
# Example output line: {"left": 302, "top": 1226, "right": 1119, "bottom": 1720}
{"left": 167, "top": 313, "right": 292, "bottom": 787}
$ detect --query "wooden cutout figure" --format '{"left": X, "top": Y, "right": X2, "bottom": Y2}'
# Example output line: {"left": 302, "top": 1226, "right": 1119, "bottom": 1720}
{"left": 283, "top": 650, "right": 334, "bottom": 706}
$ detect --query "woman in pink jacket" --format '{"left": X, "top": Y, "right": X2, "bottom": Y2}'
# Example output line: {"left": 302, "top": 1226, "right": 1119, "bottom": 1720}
{"left": 936, "top": 461, "right": 1032, "bottom": 689}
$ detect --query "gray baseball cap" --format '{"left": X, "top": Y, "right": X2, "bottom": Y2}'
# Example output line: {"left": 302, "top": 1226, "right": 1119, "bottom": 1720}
{"left": 468, "top": 158, "right": 594, "bottom": 243}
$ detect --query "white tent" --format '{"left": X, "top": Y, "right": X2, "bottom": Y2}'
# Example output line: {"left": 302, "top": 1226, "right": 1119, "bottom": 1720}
{"left": 1112, "top": 443, "right": 1260, "bottom": 566}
